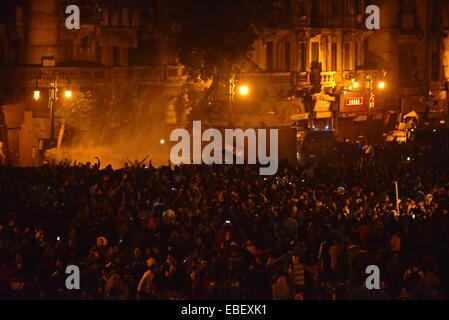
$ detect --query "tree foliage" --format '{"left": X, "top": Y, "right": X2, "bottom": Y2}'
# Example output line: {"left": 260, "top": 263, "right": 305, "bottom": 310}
{"left": 57, "top": 90, "right": 95, "bottom": 131}
{"left": 173, "top": 0, "right": 275, "bottom": 120}
{"left": 175, "top": 0, "right": 272, "bottom": 81}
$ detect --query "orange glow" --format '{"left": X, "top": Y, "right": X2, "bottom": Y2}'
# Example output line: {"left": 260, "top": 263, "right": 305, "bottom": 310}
{"left": 33, "top": 90, "right": 40, "bottom": 101}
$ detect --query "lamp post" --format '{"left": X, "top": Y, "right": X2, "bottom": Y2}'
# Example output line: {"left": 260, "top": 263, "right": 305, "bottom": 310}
{"left": 228, "top": 74, "right": 250, "bottom": 125}
{"left": 32, "top": 70, "right": 72, "bottom": 143}
{"left": 365, "top": 75, "right": 374, "bottom": 143}
{"left": 364, "top": 74, "right": 385, "bottom": 143}
{"left": 229, "top": 74, "right": 235, "bottom": 125}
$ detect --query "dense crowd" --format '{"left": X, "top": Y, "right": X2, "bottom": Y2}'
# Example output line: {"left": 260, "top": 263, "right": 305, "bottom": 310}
{"left": 0, "top": 139, "right": 448, "bottom": 300}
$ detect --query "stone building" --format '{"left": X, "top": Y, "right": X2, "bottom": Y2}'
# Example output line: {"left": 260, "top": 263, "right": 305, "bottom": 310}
{"left": 0, "top": 0, "right": 183, "bottom": 166}
{"left": 249, "top": 0, "right": 371, "bottom": 136}
{"left": 248, "top": 0, "right": 449, "bottom": 139}
{"left": 368, "top": 0, "right": 448, "bottom": 129}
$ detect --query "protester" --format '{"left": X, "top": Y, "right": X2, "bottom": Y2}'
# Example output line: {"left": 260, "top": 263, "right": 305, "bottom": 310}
{"left": 0, "top": 140, "right": 448, "bottom": 300}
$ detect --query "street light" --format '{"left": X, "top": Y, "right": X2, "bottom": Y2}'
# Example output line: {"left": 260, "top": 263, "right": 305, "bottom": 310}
{"left": 353, "top": 81, "right": 360, "bottom": 89}
{"left": 33, "top": 77, "right": 40, "bottom": 101}
{"left": 33, "top": 90, "right": 41, "bottom": 101}
{"left": 365, "top": 75, "right": 382, "bottom": 143}
{"left": 229, "top": 75, "right": 251, "bottom": 124}
{"left": 238, "top": 85, "right": 250, "bottom": 96}
{"left": 32, "top": 70, "right": 73, "bottom": 145}
{"left": 378, "top": 81, "right": 385, "bottom": 90}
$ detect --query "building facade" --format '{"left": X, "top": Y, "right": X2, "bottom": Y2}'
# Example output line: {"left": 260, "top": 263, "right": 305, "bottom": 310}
{"left": 248, "top": 0, "right": 449, "bottom": 139}
{"left": 249, "top": 0, "right": 370, "bottom": 136}
{"left": 0, "top": 0, "right": 183, "bottom": 166}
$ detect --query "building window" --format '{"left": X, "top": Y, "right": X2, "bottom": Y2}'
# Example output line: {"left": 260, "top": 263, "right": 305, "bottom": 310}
{"left": 266, "top": 42, "right": 274, "bottom": 71}
{"left": 110, "top": 7, "right": 121, "bottom": 26}
{"left": 65, "top": 40, "right": 74, "bottom": 62}
{"left": 354, "top": 0, "right": 361, "bottom": 14}
{"left": 332, "top": 0, "right": 339, "bottom": 16}
{"left": 121, "top": 7, "right": 130, "bottom": 27}
{"left": 80, "top": 36, "right": 89, "bottom": 51}
{"left": 401, "top": 0, "right": 416, "bottom": 13}
{"left": 311, "top": 42, "right": 319, "bottom": 63}
{"left": 311, "top": 0, "right": 320, "bottom": 26}
{"left": 299, "top": 42, "right": 307, "bottom": 72}
{"left": 344, "top": 43, "right": 351, "bottom": 70}
{"left": 331, "top": 43, "right": 337, "bottom": 71}
{"left": 344, "top": 0, "right": 354, "bottom": 15}
{"left": 96, "top": 44, "right": 102, "bottom": 65}
{"left": 402, "top": 14, "right": 415, "bottom": 30}
{"left": 167, "top": 40, "right": 177, "bottom": 65}
{"left": 312, "top": 0, "right": 320, "bottom": 15}
{"left": 431, "top": 52, "right": 440, "bottom": 80}
{"left": 128, "top": 39, "right": 161, "bottom": 66}
{"left": 283, "top": 0, "right": 292, "bottom": 12}
{"left": 298, "top": 0, "right": 306, "bottom": 16}
{"left": 113, "top": 46, "right": 120, "bottom": 66}
{"left": 399, "top": 50, "right": 413, "bottom": 82}
{"left": 285, "top": 42, "right": 291, "bottom": 71}
{"left": 78, "top": 36, "right": 91, "bottom": 61}
{"left": 168, "top": 2, "right": 177, "bottom": 20}
{"left": 400, "top": 0, "right": 416, "bottom": 29}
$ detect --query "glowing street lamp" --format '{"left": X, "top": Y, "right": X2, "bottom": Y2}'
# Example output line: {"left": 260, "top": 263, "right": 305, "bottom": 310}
{"left": 378, "top": 81, "right": 385, "bottom": 90}
{"left": 238, "top": 85, "right": 250, "bottom": 96}
{"left": 32, "top": 70, "right": 73, "bottom": 143}
{"left": 353, "top": 81, "right": 360, "bottom": 89}
{"left": 33, "top": 90, "right": 41, "bottom": 101}
{"left": 160, "top": 139, "right": 166, "bottom": 145}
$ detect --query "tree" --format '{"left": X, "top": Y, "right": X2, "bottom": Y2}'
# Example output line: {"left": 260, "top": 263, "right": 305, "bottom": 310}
{"left": 173, "top": 0, "right": 274, "bottom": 120}
{"left": 56, "top": 90, "right": 95, "bottom": 147}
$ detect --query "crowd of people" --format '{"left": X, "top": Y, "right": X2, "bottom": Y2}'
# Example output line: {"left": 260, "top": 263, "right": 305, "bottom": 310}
{"left": 0, "top": 139, "right": 448, "bottom": 300}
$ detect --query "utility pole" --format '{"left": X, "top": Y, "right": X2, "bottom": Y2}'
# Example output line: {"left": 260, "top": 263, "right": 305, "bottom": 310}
{"left": 32, "top": 68, "right": 72, "bottom": 148}
{"left": 229, "top": 74, "right": 235, "bottom": 125}
{"left": 366, "top": 74, "right": 375, "bottom": 143}
{"left": 49, "top": 80, "right": 57, "bottom": 141}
